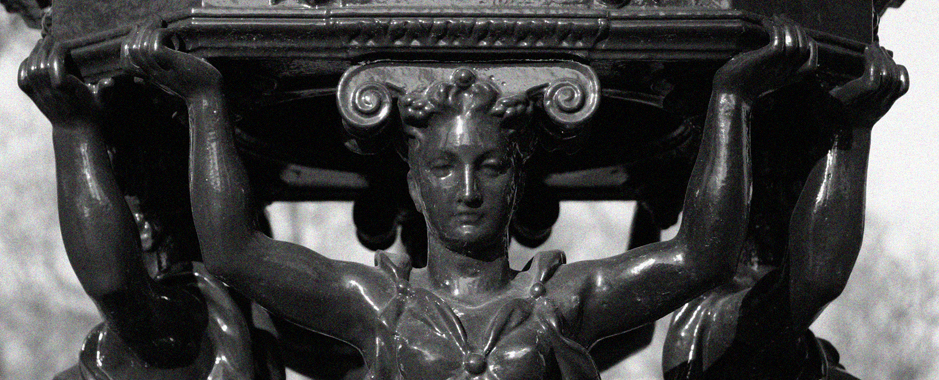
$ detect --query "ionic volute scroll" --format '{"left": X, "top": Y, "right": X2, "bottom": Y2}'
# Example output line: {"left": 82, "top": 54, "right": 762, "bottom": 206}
{"left": 337, "top": 79, "right": 401, "bottom": 154}
{"left": 528, "top": 77, "right": 599, "bottom": 152}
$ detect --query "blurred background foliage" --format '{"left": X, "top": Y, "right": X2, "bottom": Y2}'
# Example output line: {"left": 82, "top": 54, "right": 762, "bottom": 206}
{"left": 1, "top": 4, "right": 937, "bottom": 379}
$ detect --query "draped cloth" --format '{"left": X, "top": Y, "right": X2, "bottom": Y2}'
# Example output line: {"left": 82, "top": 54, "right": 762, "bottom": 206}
{"left": 663, "top": 268, "right": 859, "bottom": 380}
{"left": 54, "top": 264, "right": 255, "bottom": 380}
{"left": 366, "top": 250, "right": 599, "bottom": 380}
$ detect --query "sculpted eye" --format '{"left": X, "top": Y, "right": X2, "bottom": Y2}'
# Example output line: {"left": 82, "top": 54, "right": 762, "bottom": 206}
{"left": 429, "top": 160, "right": 453, "bottom": 177}
{"left": 479, "top": 159, "right": 508, "bottom": 177}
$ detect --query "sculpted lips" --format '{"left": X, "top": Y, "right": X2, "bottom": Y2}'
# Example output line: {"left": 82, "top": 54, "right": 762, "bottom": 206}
{"left": 454, "top": 211, "right": 483, "bottom": 225}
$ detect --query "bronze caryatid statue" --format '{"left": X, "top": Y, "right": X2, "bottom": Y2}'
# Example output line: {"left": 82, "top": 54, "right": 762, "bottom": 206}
{"left": 663, "top": 44, "right": 908, "bottom": 380}
{"left": 120, "top": 18, "right": 807, "bottom": 379}
{"left": 19, "top": 37, "right": 274, "bottom": 380}
{"left": 13, "top": 0, "right": 909, "bottom": 378}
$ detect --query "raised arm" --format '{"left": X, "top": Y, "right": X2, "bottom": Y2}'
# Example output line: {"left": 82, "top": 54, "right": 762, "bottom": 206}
{"left": 787, "top": 44, "right": 909, "bottom": 332}
{"left": 119, "top": 25, "right": 396, "bottom": 348}
{"left": 550, "top": 19, "right": 817, "bottom": 347}
{"left": 19, "top": 37, "right": 207, "bottom": 367}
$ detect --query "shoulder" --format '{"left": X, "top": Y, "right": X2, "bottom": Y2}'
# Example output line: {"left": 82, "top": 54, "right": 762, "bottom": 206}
{"left": 538, "top": 249, "right": 599, "bottom": 295}
{"left": 525, "top": 250, "right": 587, "bottom": 321}
{"left": 374, "top": 250, "right": 413, "bottom": 281}
{"left": 522, "top": 250, "right": 567, "bottom": 284}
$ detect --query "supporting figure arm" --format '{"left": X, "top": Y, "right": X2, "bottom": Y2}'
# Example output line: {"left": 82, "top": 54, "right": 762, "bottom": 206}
{"left": 120, "top": 25, "right": 396, "bottom": 349}
{"left": 551, "top": 19, "right": 817, "bottom": 347}
{"left": 786, "top": 45, "right": 909, "bottom": 332}
{"left": 19, "top": 37, "right": 207, "bottom": 367}
{"left": 658, "top": 44, "right": 909, "bottom": 379}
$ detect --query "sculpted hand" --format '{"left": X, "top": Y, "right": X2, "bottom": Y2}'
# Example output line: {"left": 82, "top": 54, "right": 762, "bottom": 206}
{"left": 830, "top": 44, "right": 909, "bottom": 128}
{"left": 121, "top": 22, "right": 222, "bottom": 100}
{"left": 714, "top": 17, "right": 817, "bottom": 102}
{"left": 19, "top": 37, "right": 106, "bottom": 126}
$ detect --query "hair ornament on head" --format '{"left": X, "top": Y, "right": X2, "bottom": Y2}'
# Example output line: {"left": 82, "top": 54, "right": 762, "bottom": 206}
{"left": 398, "top": 68, "right": 531, "bottom": 130}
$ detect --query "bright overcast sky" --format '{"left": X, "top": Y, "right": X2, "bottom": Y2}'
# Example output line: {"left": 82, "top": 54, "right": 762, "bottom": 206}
{"left": 864, "top": 0, "right": 939, "bottom": 262}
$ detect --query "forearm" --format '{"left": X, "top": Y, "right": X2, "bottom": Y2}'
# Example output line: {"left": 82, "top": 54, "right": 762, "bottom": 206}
{"left": 675, "top": 91, "right": 751, "bottom": 277}
{"left": 787, "top": 128, "right": 870, "bottom": 330}
{"left": 54, "top": 121, "right": 207, "bottom": 365}
{"left": 187, "top": 90, "right": 261, "bottom": 278}
{"left": 53, "top": 122, "right": 151, "bottom": 300}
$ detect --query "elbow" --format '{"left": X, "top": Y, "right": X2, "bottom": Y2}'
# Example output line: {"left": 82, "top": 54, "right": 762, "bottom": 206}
{"left": 802, "top": 269, "right": 851, "bottom": 308}
{"left": 70, "top": 254, "right": 148, "bottom": 301}
{"left": 819, "top": 265, "right": 852, "bottom": 301}
{"left": 81, "top": 275, "right": 135, "bottom": 301}
{"left": 816, "top": 286, "right": 845, "bottom": 307}
{"left": 713, "top": 258, "right": 737, "bottom": 284}
{"left": 194, "top": 224, "right": 258, "bottom": 282}
{"left": 202, "top": 251, "right": 235, "bottom": 281}
{"left": 200, "top": 244, "right": 245, "bottom": 283}
{"left": 674, "top": 233, "right": 743, "bottom": 287}
{"left": 703, "top": 252, "right": 740, "bottom": 289}
{"left": 702, "top": 252, "right": 737, "bottom": 287}
{"left": 788, "top": 240, "right": 861, "bottom": 310}
{"left": 199, "top": 239, "right": 247, "bottom": 282}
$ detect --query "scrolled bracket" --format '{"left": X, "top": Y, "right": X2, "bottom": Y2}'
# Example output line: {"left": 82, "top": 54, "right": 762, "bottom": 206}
{"left": 339, "top": 81, "right": 394, "bottom": 137}
{"left": 526, "top": 68, "right": 599, "bottom": 153}
{"left": 337, "top": 75, "right": 400, "bottom": 154}
{"left": 540, "top": 79, "right": 597, "bottom": 138}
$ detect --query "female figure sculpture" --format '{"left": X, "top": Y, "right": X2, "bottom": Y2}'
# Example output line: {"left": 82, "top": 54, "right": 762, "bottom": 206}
{"left": 663, "top": 45, "right": 909, "bottom": 379}
{"left": 19, "top": 37, "right": 262, "bottom": 379}
{"left": 121, "top": 17, "right": 815, "bottom": 379}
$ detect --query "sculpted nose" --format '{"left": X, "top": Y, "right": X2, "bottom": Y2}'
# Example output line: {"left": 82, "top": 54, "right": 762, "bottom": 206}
{"left": 459, "top": 166, "right": 482, "bottom": 207}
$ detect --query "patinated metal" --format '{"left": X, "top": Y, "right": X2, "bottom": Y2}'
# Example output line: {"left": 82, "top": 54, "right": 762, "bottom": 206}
{"left": 662, "top": 44, "right": 908, "bottom": 380}
{"left": 8, "top": 0, "right": 910, "bottom": 379}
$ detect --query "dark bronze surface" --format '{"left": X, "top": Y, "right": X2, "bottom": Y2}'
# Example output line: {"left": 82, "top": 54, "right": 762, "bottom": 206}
{"left": 40, "top": 4, "right": 873, "bottom": 209}
{"left": 94, "top": 15, "right": 826, "bottom": 379}
{"left": 51, "top": 0, "right": 875, "bottom": 43}
{"left": 9, "top": 0, "right": 912, "bottom": 378}
{"left": 13, "top": 1, "right": 875, "bottom": 212}
{"left": 662, "top": 43, "right": 907, "bottom": 380}
{"left": 18, "top": 36, "right": 278, "bottom": 379}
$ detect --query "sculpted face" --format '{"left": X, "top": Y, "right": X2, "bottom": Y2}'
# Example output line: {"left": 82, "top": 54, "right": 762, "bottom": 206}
{"left": 407, "top": 112, "right": 520, "bottom": 256}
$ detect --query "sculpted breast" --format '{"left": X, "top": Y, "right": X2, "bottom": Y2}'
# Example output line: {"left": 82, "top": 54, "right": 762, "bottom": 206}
{"left": 371, "top": 250, "right": 595, "bottom": 380}
{"left": 393, "top": 302, "right": 549, "bottom": 380}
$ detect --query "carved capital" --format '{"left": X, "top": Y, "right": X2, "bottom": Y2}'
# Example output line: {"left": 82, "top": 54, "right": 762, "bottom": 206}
{"left": 337, "top": 62, "right": 600, "bottom": 154}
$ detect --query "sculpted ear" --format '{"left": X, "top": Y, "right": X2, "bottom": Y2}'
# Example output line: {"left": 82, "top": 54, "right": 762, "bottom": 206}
{"left": 407, "top": 169, "right": 425, "bottom": 215}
